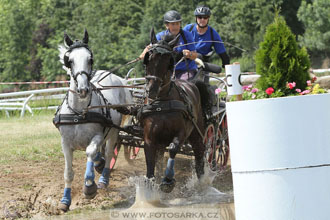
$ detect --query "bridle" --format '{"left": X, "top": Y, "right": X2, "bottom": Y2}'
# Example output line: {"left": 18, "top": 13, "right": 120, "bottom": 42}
{"left": 64, "top": 41, "right": 95, "bottom": 87}
{"left": 144, "top": 43, "right": 175, "bottom": 98}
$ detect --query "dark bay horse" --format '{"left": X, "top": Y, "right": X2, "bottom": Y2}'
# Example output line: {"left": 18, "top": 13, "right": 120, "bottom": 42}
{"left": 140, "top": 29, "right": 207, "bottom": 192}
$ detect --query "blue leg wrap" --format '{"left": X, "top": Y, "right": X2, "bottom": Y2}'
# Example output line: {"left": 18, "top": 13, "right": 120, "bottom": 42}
{"left": 93, "top": 152, "right": 101, "bottom": 163}
{"left": 60, "top": 188, "right": 71, "bottom": 206}
{"left": 84, "top": 161, "right": 95, "bottom": 182}
{"left": 98, "top": 168, "right": 110, "bottom": 185}
{"left": 165, "top": 158, "right": 175, "bottom": 179}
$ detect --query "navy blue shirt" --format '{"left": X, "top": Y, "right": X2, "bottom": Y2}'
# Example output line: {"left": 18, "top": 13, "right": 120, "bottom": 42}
{"left": 183, "top": 24, "right": 226, "bottom": 55}
{"left": 156, "top": 29, "right": 197, "bottom": 71}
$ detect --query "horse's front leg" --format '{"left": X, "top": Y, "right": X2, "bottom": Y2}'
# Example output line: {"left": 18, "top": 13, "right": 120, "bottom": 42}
{"left": 97, "top": 128, "right": 119, "bottom": 189}
{"left": 160, "top": 136, "right": 184, "bottom": 193}
{"left": 59, "top": 140, "right": 74, "bottom": 212}
{"left": 144, "top": 142, "right": 157, "bottom": 179}
{"left": 84, "top": 134, "right": 103, "bottom": 199}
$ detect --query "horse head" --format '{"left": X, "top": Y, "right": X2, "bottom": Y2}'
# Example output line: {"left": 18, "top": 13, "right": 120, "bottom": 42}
{"left": 144, "top": 28, "right": 180, "bottom": 99}
{"left": 63, "top": 29, "right": 94, "bottom": 99}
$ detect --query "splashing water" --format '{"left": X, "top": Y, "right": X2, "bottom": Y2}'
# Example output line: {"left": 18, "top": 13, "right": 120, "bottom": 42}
{"left": 164, "top": 160, "right": 233, "bottom": 206}
{"left": 128, "top": 176, "right": 166, "bottom": 208}
{"left": 127, "top": 159, "right": 232, "bottom": 207}
{"left": 107, "top": 158, "right": 235, "bottom": 220}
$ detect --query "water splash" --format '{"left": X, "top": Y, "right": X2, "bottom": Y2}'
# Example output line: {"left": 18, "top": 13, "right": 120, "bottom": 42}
{"left": 110, "top": 159, "right": 235, "bottom": 220}
{"left": 128, "top": 176, "right": 166, "bottom": 208}
{"left": 127, "top": 160, "right": 232, "bottom": 208}
{"left": 164, "top": 160, "right": 232, "bottom": 206}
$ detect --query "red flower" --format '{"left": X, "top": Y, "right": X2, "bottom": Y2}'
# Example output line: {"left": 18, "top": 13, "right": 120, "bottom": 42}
{"left": 265, "top": 87, "right": 274, "bottom": 95}
{"left": 311, "top": 76, "right": 317, "bottom": 83}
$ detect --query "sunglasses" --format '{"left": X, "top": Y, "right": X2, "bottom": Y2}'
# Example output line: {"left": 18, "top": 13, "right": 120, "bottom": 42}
{"left": 197, "top": 16, "right": 209, "bottom": 20}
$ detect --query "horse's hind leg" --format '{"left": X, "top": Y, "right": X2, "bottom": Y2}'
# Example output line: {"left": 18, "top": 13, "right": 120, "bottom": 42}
{"left": 97, "top": 128, "right": 119, "bottom": 189}
{"left": 84, "top": 134, "right": 103, "bottom": 199}
{"left": 189, "top": 129, "right": 205, "bottom": 179}
{"left": 59, "top": 142, "right": 74, "bottom": 212}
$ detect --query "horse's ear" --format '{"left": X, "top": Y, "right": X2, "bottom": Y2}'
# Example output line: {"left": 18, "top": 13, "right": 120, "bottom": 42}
{"left": 64, "top": 32, "right": 73, "bottom": 47}
{"left": 150, "top": 27, "right": 157, "bottom": 44}
{"left": 83, "top": 29, "right": 89, "bottom": 44}
{"left": 168, "top": 34, "right": 180, "bottom": 48}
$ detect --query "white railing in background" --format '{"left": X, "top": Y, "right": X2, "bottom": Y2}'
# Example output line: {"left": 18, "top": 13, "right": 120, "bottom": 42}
{"left": 0, "top": 78, "right": 145, "bottom": 118}
{"left": 0, "top": 87, "right": 69, "bottom": 117}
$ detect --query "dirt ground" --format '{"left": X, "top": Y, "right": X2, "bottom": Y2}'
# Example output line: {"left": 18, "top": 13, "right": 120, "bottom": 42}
{"left": 0, "top": 147, "right": 233, "bottom": 219}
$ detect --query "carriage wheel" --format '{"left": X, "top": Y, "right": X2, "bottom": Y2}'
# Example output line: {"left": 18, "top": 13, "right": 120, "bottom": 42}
{"left": 109, "top": 143, "right": 120, "bottom": 171}
{"left": 216, "top": 114, "right": 230, "bottom": 171}
{"left": 203, "top": 124, "right": 217, "bottom": 171}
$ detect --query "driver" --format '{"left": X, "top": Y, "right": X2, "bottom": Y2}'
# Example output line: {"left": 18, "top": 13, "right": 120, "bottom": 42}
{"left": 140, "top": 10, "right": 198, "bottom": 80}
{"left": 184, "top": 6, "right": 230, "bottom": 82}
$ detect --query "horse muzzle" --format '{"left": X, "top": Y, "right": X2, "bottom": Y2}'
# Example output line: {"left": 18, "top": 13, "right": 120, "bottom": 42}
{"left": 145, "top": 75, "right": 162, "bottom": 99}
{"left": 77, "top": 87, "right": 89, "bottom": 99}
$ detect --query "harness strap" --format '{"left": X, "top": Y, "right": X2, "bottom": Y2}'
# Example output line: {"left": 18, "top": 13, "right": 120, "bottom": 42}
{"left": 173, "top": 82, "right": 204, "bottom": 138}
{"left": 137, "top": 100, "right": 189, "bottom": 120}
{"left": 53, "top": 112, "right": 113, "bottom": 128}
{"left": 179, "top": 29, "right": 188, "bottom": 45}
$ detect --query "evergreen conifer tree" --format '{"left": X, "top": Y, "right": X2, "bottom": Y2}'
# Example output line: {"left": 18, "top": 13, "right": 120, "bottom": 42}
{"left": 255, "top": 12, "right": 310, "bottom": 94}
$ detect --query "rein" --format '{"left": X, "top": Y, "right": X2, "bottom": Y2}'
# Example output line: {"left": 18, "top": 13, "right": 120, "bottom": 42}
{"left": 173, "top": 40, "right": 247, "bottom": 52}
{"left": 97, "top": 57, "right": 142, "bottom": 84}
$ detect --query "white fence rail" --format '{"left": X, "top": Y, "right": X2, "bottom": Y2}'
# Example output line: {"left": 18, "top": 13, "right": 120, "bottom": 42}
{"left": 0, "top": 88, "right": 69, "bottom": 117}
{"left": 0, "top": 78, "right": 144, "bottom": 118}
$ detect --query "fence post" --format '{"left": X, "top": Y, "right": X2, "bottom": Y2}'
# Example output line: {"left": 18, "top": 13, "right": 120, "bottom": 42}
{"left": 20, "top": 94, "right": 34, "bottom": 118}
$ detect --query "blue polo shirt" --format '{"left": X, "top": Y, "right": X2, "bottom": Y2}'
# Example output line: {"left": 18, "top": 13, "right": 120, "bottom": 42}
{"left": 156, "top": 29, "right": 197, "bottom": 71}
{"left": 183, "top": 24, "right": 226, "bottom": 55}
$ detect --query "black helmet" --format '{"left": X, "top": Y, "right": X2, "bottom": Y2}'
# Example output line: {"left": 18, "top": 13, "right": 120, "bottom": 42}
{"left": 194, "top": 6, "right": 211, "bottom": 16}
{"left": 164, "top": 10, "right": 182, "bottom": 23}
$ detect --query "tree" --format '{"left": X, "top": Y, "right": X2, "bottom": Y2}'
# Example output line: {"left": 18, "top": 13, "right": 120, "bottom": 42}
{"left": 255, "top": 12, "right": 310, "bottom": 93}
{"left": 0, "top": 0, "right": 36, "bottom": 82}
{"left": 279, "top": 0, "right": 311, "bottom": 37}
{"left": 297, "top": 0, "right": 330, "bottom": 54}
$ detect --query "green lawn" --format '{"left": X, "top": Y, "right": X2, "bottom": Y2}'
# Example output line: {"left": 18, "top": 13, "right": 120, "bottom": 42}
{"left": 0, "top": 113, "right": 65, "bottom": 165}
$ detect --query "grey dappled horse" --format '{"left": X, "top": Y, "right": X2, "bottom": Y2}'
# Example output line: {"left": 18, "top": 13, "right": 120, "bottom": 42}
{"left": 55, "top": 30, "right": 132, "bottom": 211}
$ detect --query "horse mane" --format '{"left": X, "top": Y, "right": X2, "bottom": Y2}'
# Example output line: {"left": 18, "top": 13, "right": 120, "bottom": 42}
{"left": 161, "top": 34, "right": 176, "bottom": 43}
{"left": 58, "top": 44, "right": 68, "bottom": 66}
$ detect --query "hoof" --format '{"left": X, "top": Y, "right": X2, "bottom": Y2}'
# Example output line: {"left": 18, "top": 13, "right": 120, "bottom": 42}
{"left": 83, "top": 181, "right": 97, "bottom": 199}
{"left": 94, "top": 157, "right": 105, "bottom": 174}
{"left": 59, "top": 203, "right": 70, "bottom": 212}
{"left": 160, "top": 177, "right": 176, "bottom": 193}
{"left": 97, "top": 182, "right": 107, "bottom": 189}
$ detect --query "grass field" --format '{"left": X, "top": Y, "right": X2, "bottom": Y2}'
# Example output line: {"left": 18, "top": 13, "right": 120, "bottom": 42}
{"left": 0, "top": 112, "right": 84, "bottom": 165}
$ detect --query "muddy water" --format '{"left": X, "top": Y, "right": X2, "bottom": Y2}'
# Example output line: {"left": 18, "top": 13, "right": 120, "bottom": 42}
{"left": 43, "top": 164, "right": 235, "bottom": 220}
